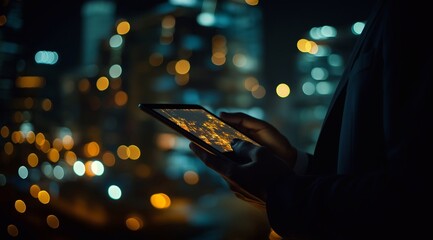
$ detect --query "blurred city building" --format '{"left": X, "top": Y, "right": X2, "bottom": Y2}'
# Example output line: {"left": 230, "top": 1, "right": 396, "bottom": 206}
{"left": 1, "top": 0, "right": 368, "bottom": 239}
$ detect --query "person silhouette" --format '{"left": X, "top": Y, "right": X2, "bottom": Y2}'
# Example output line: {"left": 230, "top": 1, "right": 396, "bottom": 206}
{"left": 190, "top": 0, "right": 433, "bottom": 239}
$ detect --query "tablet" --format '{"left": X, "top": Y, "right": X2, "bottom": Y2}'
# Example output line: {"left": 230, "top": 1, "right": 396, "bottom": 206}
{"left": 138, "top": 103, "right": 259, "bottom": 161}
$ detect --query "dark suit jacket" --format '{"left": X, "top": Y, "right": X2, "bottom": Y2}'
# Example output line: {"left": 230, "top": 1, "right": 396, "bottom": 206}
{"left": 266, "top": 1, "right": 433, "bottom": 239}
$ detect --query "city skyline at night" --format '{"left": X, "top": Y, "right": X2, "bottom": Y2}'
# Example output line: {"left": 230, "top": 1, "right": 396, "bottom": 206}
{"left": 1, "top": 0, "right": 374, "bottom": 238}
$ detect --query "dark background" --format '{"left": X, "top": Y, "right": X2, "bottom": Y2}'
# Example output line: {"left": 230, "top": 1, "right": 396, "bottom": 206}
{"left": 1, "top": 0, "right": 376, "bottom": 239}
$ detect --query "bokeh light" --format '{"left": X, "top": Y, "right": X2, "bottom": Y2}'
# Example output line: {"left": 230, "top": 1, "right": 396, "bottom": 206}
{"left": 73, "top": 161, "right": 86, "bottom": 176}
{"left": 116, "top": 20, "right": 130, "bottom": 35}
{"left": 38, "top": 190, "right": 51, "bottom": 204}
{"left": 108, "top": 185, "right": 122, "bottom": 200}
{"left": 276, "top": 83, "right": 291, "bottom": 98}
{"left": 15, "top": 199, "right": 26, "bottom": 213}
{"left": 183, "top": 171, "right": 199, "bottom": 185}
{"left": 7, "top": 224, "right": 19, "bottom": 237}
{"left": 150, "top": 193, "right": 171, "bottom": 209}
{"left": 27, "top": 153, "right": 39, "bottom": 167}
{"left": 30, "top": 184, "right": 41, "bottom": 198}
{"left": 47, "top": 215, "right": 60, "bottom": 229}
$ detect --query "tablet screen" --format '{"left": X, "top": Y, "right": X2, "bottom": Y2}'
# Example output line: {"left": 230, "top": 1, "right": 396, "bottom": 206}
{"left": 154, "top": 108, "right": 255, "bottom": 152}
{"left": 138, "top": 104, "right": 258, "bottom": 155}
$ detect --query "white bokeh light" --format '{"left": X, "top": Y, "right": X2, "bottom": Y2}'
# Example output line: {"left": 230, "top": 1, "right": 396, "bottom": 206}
{"left": 108, "top": 185, "right": 122, "bottom": 200}
{"left": 73, "top": 161, "right": 85, "bottom": 176}
{"left": 18, "top": 166, "right": 28, "bottom": 179}
{"left": 91, "top": 160, "right": 104, "bottom": 176}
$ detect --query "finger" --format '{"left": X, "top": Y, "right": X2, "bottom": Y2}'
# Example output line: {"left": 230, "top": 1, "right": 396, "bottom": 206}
{"left": 189, "top": 142, "right": 235, "bottom": 175}
{"left": 221, "top": 112, "right": 282, "bottom": 148}
{"left": 220, "top": 112, "right": 269, "bottom": 132}
{"left": 223, "top": 113, "right": 295, "bottom": 163}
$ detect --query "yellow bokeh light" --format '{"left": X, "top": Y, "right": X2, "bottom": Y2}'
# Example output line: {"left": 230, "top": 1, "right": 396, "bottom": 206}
{"left": 102, "top": 151, "right": 116, "bottom": 167}
{"left": 84, "top": 141, "right": 100, "bottom": 157}
{"left": 47, "top": 148, "right": 60, "bottom": 163}
{"left": 85, "top": 160, "right": 96, "bottom": 177}
{"left": 114, "top": 91, "right": 128, "bottom": 106}
{"left": 16, "top": 76, "right": 45, "bottom": 88}
{"left": 62, "top": 135, "right": 74, "bottom": 150}
{"left": 212, "top": 35, "right": 226, "bottom": 47}
{"left": 53, "top": 138, "right": 63, "bottom": 151}
{"left": 7, "top": 224, "right": 19, "bottom": 237}
{"left": 30, "top": 184, "right": 41, "bottom": 198}
{"left": 35, "top": 133, "right": 45, "bottom": 145}
{"left": 297, "top": 38, "right": 310, "bottom": 53}
{"left": 15, "top": 199, "right": 26, "bottom": 213}
{"left": 296, "top": 39, "right": 318, "bottom": 54}
{"left": 166, "top": 60, "right": 176, "bottom": 75}
{"left": 128, "top": 145, "right": 141, "bottom": 160}
{"left": 276, "top": 83, "right": 291, "bottom": 98}
{"left": 308, "top": 41, "right": 319, "bottom": 54}
{"left": 245, "top": 0, "right": 259, "bottom": 6}
{"left": 1, "top": 125, "right": 9, "bottom": 138}
{"left": 175, "top": 59, "right": 190, "bottom": 75}
{"left": 162, "top": 15, "right": 175, "bottom": 29}
{"left": 38, "top": 190, "right": 50, "bottom": 204}
{"left": 27, "top": 153, "right": 39, "bottom": 167}
{"left": 64, "top": 151, "right": 77, "bottom": 166}
{"left": 11, "top": 131, "right": 24, "bottom": 143}
{"left": 47, "top": 215, "right": 60, "bottom": 229}
{"left": 41, "top": 98, "right": 52, "bottom": 111}
{"left": 244, "top": 76, "right": 259, "bottom": 91}
{"left": 175, "top": 74, "right": 189, "bottom": 86}
{"left": 211, "top": 52, "right": 226, "bottom": 66}
{"left": 117, "top": 145, "right": 130, "bottom": 160}
{"left": 183, "top": 171, "right": 199, "bottom": 185}
{"left": 150, "top": 193, "right": 171, "bottom": 209}
{"left": 125, "top": 216, "right": 144, "bottom": 231}
{"left": 39, "top": 140, "right": 51, "bottom": 153}
{"left": 4, "top": 142, "right": 13, "bottom": 155}
{"left": 26, "top": 131, "right": 35, "bottom": 144}
{"left": 252, "top": 85, "right": 266, "bottom": 99}
{"left": 96, "top": 76, "right": 110, "bottom": 91}
{"left": 117, "top": 21, "right": 130, "bottom": 35}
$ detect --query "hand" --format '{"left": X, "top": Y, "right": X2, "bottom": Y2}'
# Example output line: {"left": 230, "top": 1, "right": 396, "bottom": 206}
{"left": 189, "top": 139, "right": 293, "bottom": 207}
{"left": 220, "top": 112, "right": 297, "bottom": 168}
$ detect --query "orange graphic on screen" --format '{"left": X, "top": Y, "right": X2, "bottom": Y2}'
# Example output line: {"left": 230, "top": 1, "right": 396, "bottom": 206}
{"left": 155, "top": 109, "right": 256, "bottom": 152}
